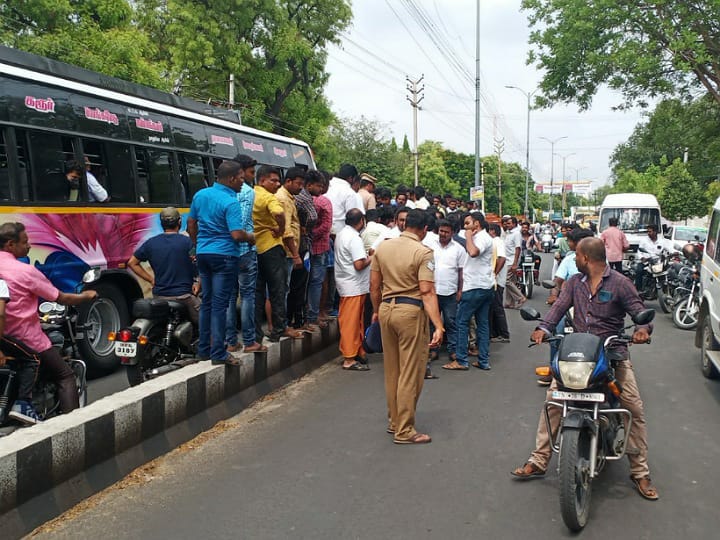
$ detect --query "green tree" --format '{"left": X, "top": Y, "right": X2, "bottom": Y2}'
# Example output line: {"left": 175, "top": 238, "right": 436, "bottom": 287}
{"left": 0, "top": 0, "right": 165, "bottom": 87}
{"left": 658, "top": 159, "right": 708, "bottom": 221}
{"left": 521, "top": 0, "right": 720, "bottom": 109}
{"left": 405, "top": 141, "right": 460, "bottom": 196}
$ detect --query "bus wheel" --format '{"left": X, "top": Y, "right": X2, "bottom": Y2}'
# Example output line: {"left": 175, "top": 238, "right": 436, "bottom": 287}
{"left": 77, "top": 283, "right": 129, "bottom": 376}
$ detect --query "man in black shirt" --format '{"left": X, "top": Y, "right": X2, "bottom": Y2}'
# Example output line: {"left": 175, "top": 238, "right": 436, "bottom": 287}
{"left": 128, "top": 207, "right": 200, "bottom": 325}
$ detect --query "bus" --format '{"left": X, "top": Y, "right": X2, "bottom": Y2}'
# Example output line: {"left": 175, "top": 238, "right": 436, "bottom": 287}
{"left": 0, "top": 46, "right": 316, "bottom": 373}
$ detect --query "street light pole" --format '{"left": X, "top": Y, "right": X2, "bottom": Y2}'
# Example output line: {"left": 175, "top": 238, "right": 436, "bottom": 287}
{"left": 539, "top": 136, "right": 567, "bottom": 218}
{"left": 555, "top": 152, "right": 575, "bottom": 219}
{"left": 505, "top": 85, "right": 538, "bottom": 219}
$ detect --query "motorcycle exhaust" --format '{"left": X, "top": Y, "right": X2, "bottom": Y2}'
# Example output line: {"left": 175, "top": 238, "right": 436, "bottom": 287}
{"left": 148, "top": 357, "right": 198, "bottom": 378}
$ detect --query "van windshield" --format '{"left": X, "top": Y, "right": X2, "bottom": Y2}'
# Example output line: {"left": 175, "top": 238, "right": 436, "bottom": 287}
{"left": 599, "top": 208, "right": 660, "bottom": 233}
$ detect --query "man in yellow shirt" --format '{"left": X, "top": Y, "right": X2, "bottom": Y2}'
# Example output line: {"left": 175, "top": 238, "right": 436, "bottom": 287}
{"left": 253, "top": 165, "right": 301, "bottom": 343}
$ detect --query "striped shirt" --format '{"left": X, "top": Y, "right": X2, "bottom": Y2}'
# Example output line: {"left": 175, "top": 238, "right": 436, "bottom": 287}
{"left": 236, "top": 182, "right": 255, "bottom": 256}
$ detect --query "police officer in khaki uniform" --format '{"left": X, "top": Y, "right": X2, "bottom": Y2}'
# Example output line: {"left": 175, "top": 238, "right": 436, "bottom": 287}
{"left": 370, "top": 209, "right": 444, "bottom": 444}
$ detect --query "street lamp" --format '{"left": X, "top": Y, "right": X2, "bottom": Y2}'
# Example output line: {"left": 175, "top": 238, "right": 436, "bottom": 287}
{"left": 539, "top": 135, "right": 568, "bottom": 217}
{"left": 555, "top": 152, "right": 575, "bottom": 219}
{"left": 505, "top": 85, "right": 538, "bottom": 219}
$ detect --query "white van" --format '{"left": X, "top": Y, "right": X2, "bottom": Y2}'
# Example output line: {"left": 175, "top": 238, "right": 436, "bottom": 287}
{"left": 697, "top": 196, "right": 720, "bottom": 378}
{"left": 598, "top": 193, "right": 663, "bottom": 252}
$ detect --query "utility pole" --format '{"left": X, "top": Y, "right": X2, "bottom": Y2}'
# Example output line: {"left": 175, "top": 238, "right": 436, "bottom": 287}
{"left": 406, "top": 75, "right": 425, "bottom": 187}
{"left": 505, "top": 86, "right": 538, "bottom": 220}
{"left": 556, "top": 152, "right": 575, "bottom": 219}
{"left": 474, "top": 0, "right": 481, "bottom": 190}
{"left": 540, "top": 136, "right": 567, "bottom": 217}
{"left": 493, "top": 117, "right": 505, "bottom": 216}
{"left": 229, "top": 74, "right": 235, "bottom": 107}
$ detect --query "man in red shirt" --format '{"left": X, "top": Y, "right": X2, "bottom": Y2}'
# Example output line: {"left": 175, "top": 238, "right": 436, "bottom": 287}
{"left": 0, "top": 222, "right": 97, "bottom": 424}
{"left": 600, "top": 217, "right": 629, "bottom": 272}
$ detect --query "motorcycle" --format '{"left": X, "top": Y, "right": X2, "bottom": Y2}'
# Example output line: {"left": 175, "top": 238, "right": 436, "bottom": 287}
{"left": 541, "top": 231, "right": 554, "bottom": 253}
{"left": 520, "top": 306, "right": 655, "bottom": 531}
{"left": 632, "top": 251, "right": 674, "bottom": 306}
{"left": 516, "top": 249, "right": 537, "bottom": 299}
{"left": 0, "top": 301, "right": 88, "bottom": 428}
{"left": 110, "top": 298, "right": 196, "bottom": 386}
{"left": 672, "top": 263, "right": 701, "bottom": 330}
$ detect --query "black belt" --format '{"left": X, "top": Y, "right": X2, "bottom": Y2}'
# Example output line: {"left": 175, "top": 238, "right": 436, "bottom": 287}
{"left": 382, "top": 296, "right": 423, "bottom": 307}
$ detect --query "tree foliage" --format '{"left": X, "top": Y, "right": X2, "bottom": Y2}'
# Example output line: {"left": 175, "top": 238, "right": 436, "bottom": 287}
{"left": 522, "top": 0, "right": 720, "bottom": 109}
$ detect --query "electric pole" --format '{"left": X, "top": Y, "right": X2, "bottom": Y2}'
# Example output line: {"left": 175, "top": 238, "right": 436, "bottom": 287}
{"left": 474, "top": 0, "right": 481, "bottom": 190}
{"left": 540, "top": 136, "right": 567, "bottom": 217}
{"left": 493, "top": 117, "right": 505, "bottom": 216}
{"left": 406, "top": 75, "right": 425, "bottom": 187}
{"left": 556, "top": 152, "right": 575, "bottom": 219}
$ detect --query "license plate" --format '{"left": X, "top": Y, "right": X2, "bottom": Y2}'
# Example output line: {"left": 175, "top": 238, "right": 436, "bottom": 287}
{"left": 115, "top": 342, "right": 137, "bottom": 357}
{"left": 552, "top": 390, "right": 605, "bottom": 402}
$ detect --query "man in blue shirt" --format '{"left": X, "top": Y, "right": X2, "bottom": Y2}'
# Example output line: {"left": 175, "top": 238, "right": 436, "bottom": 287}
{"left": 187, "top": 161, "right": 254, "bottom": 364}
{"left": 128, "top": 207, "right": 200, "bottom": 325}
{"left": 225, "top": 155, "right": 266, "bottom": 353}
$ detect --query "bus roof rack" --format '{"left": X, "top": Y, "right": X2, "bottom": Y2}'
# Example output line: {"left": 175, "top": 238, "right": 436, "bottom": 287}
{"left": 0, "top": 45, "right": 242, "bottom": 125}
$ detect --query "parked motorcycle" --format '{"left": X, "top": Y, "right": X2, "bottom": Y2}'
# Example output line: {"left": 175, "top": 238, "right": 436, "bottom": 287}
{"left": 520, "top": 306, "right": 655, "bottom": 531}
{"left": 0, "top": 301, "right": 88, "bottom": 427}
{"left": 110, "top": 298, "right": 196, "bottom": 386}
{"left": 672, "top": 263, "right": 701, "bottom": 330}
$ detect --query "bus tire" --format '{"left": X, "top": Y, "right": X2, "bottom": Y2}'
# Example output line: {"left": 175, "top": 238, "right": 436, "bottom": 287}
{"left": 77, "top": 282, "right": 128, "bottom": 376}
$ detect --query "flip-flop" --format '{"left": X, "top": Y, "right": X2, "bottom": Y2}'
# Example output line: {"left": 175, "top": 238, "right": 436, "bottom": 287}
{"left": 442, "top": 363, "right": 469, "bottom": 371}
{"left": 510, "top": 462, "right": 546, "bottom": 480}
{"left": 471, "top": 361, "right": 492, "bottom": 370}
{"left": 631, "top": 476, "right": 659, "bottom": 500}
{"left": 342, "top": 361, "right": 370, "bottom": 371}
{"left": 243, "top": 344, "right": 268, "bottom": 353}
{"left": 393, "top": 433, "right": 432, "bottom": 445}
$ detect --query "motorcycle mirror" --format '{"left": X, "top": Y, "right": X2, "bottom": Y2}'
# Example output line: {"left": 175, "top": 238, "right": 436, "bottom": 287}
{"left": 631, "top": 309, "right": 655, "bottom": 326}
{"left": 541, "top": 279, "right": 556, "bottom": 290}
{"left": 82, "top": 268, "right": 102, "bottom": 284}
{"left": 520, "top": 307, "right": 542, "bottom": 321}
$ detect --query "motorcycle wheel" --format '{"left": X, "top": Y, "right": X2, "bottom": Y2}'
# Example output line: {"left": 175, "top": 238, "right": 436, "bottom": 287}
{"left": 526, "top": 276, "right": 534, "bottom": 299}
{"left": 700, "top": 316, "right": 720, "bottom": 379}
{"left": 559, "top": 429, "right": 593, "bottom": 532}
{"left": 126, "top": 364, "right": 148, "bottom": 387}
{"left": 673, "top": 297, "right": 699, "bottom": 330}
{"left": 658, "top": 289, "right": 672, "bottom": 314}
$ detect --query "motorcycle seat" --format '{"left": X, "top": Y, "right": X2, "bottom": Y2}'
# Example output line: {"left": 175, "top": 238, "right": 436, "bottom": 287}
{"left": 133, "top": 298, "right": 170, "bottom": 319}
{"left": 166, "top": 301, "right": 188, "bottom": 316}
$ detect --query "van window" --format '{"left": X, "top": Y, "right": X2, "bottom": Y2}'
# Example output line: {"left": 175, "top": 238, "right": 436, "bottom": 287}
{"left": 708, "top": 209, "right": 720, "bottom": 262}
{"left": 599, "top": 208, "right": 660, "bottom": 233}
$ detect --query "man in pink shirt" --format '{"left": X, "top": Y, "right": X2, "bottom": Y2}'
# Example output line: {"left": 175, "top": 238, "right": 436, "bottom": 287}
{"left": 600, "top": 217, "right": 629, "bottom": 272}
{"left": 0, "top": 222, "right": 97, "bottom": 424}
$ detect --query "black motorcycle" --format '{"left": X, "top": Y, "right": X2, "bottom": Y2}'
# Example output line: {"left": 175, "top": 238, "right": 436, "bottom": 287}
{"left": 0, "top": 301, "right": 88, "bottom": 428}
{"left": 521, "top": 306, "right": 655, "bottom": 531}
{"left": 111, "top": 298, "right": 196, "bottom": 386}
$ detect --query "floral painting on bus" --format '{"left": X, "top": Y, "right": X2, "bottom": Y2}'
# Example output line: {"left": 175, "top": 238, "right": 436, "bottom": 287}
{"left": 11, "top": 211, "right": 157, "bottom": 291}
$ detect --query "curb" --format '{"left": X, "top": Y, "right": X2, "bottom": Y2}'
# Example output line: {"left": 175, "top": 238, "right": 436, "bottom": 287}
{"left": 0, "top": 321, "right": 339, "bottom": 538}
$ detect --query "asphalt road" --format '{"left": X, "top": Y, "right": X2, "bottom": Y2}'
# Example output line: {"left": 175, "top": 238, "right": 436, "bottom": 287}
{"left": 29, "top": 253, "right": 720, "bottom": 539}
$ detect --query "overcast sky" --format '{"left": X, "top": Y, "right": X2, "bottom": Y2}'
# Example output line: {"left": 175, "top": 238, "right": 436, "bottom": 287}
{"left": 324, "top": 0, "right": 650, "bottom": 192}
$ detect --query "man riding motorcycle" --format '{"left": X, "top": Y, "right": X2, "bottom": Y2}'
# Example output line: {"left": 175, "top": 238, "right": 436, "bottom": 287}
{"left": 127, "top": 207, "right": 200, "bottom": 327}
{"left": 0, "top": 222, "right": 97, "bottom": 424}
{"left": 634, "top": 224, "right": 674, "bottom": 290}
{"left": 511, "top": 237, "right": 659, "bottom": 501}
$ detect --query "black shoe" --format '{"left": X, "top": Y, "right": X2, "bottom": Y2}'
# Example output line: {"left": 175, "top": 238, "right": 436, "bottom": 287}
{"left": 356, "top": 355, "right": 368, "bottom": 365}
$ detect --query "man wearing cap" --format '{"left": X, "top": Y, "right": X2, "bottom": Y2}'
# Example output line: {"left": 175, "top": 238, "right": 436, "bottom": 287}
{"left": 129, "top": 207, "right": 200, "bottom": 326}
{"left": 188, "top": 160, "right": 254, "bottom": 364}
{"left": 327, "top": 164, "right": 364, "bottom": 235}
{"left": 358, "top": 174, "right": 377, "bottom": 211}
{"left": 370, "top": 209, "right": 444, "bottom": 444}
{"left": 225, "top": 155, "right": 266, "bottom": 353}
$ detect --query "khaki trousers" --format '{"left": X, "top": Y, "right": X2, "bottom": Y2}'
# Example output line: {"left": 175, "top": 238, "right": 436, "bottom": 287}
{"left": 505, "top": 274, "right": 525, "bottom": 305}
{"left": 338, "top": 294, "right": 366, "bottom": 359}
{"left": 379, "top": 301, "right": 429, "bottom": 440}
{"left": 529, "top": 359, "right": 650, "bottom": 479}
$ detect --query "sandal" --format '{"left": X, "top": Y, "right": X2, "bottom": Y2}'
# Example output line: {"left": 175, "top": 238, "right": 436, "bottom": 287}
{"left": 393, "top": 433, "right": 432, "bottom": 445}
{"left": 471, "top": 361, "right": 491, "bottom": 370}
{"left": 342, "top": 361, "right": 370, "bottom": 371}
{"left": 442, "top": 361, "right": 469, "bottom": 371}
{"left": 510, "top": 462, "right": 545, "bottom": 480}
{"left": 631, "top": 476, "right": 659, "bottom": 500}
{"left": 243, "top": 343, "right": 268, "bottom": 353}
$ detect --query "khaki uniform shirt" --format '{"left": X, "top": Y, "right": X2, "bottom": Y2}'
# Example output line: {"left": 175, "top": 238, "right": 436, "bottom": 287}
{"left": 372, "top": 231, "right": 435, "bottom": 300}
{"left": 275, "top": 186, "right": 301, "bottom": 258}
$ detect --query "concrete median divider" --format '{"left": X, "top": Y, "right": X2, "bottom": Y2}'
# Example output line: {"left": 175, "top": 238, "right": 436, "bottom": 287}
{"left": 0, "top": 321, "right": 339, "bottom": 537}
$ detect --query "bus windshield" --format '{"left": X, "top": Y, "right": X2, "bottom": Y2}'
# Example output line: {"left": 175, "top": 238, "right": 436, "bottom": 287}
{"left": 599, "top": 208, "right": 660, "bottom": 233}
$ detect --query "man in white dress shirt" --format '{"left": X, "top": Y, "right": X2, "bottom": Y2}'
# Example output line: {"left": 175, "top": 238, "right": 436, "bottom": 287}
{"left": 326, "top": 164, "right": 363, "bottom": 235}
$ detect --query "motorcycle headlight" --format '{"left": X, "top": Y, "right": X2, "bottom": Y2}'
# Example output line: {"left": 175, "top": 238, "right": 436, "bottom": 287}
{"left": 651, "top": 262, "right": 664, "bottom": 274}
{"left": 558, "top": 361, "right": 596, "bottom": 389}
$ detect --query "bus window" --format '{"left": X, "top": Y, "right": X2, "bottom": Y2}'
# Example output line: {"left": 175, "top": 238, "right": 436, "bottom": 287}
{"left": 93, "top": 141, "right": 135, "bottom": 203}
{"left": 13, "top": 129, "right": 32, "bottom": 201}
{"left": 80, "top": 139, "right": 110, "bottom": 203}
{"left": 178, "top": 153, "right": 209, "bottom": 204}
{"left": 0, "top": 130, "right": 10, "bottom": 200}
{"left": 27, "top": 131, "right": 76, "bottom": 202}
{"left": 135, "top": 148, "right": 177, "bottom": 204}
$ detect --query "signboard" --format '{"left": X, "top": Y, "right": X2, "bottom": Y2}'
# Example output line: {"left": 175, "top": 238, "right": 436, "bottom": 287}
{"left": 470, "top": 186, "right": 484, "bottom": 201}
